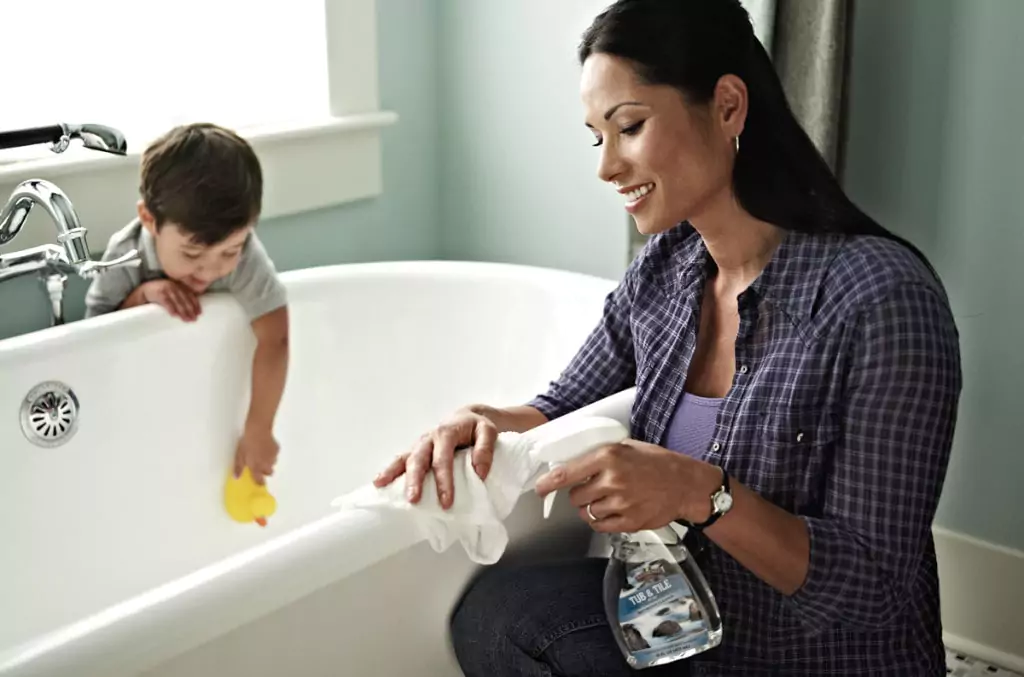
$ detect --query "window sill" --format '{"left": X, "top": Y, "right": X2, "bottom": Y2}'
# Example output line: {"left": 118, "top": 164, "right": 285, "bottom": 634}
{"left": 0, "top": 111, "right": 398, "bottom": 252}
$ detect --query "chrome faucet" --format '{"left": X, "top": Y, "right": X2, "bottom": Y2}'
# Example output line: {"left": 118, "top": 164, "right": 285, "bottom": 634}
{"left": 0, "top": 122, "right": 128, "bottom": 156}
{"left": 52, "top": 122, "right": 128, "bottom": 155}
{"left": 0, "top": 179, "right": 91, "bottom": 263}
{"left": 0, "top": 179, "right": 139, "bottom": 326}
{"left": 0, "top": 123, "right": 136, "bottom": 327}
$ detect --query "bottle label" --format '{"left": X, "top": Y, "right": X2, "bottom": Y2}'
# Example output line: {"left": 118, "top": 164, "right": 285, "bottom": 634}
{"left": 616, "top": 559, "right": 711, "bottom": 665}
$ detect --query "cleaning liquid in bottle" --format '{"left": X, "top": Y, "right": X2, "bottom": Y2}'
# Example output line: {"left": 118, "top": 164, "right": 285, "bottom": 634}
{"left": 604, "top": 526, "right": 722, "bottom": 669}
{"left": 528, "top": 416, "right": 724, "bottom": 668}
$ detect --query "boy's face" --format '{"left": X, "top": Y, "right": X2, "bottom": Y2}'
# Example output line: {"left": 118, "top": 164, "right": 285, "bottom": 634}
{"left": 138, "top": 202, "right": 251, "bottom": 294}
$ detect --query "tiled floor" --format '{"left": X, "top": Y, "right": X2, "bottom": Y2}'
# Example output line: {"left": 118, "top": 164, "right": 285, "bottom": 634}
{"left": 946, "top": 648, "right": 1022, "bottom": 676}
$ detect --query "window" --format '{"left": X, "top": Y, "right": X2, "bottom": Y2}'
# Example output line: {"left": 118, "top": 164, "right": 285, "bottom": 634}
{"left": 0, "top": 0, "right": 396, "bottom": 250}
{"left": 1, "top": 0, "right": 330, "bottom": 163}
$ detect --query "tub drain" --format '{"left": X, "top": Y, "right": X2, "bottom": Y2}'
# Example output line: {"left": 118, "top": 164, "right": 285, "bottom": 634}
{"left": 20, "top": 381, "right": 80, "bottom": 448}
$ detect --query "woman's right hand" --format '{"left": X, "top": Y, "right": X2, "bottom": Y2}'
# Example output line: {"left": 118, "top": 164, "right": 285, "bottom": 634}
{"left": 373, "top": 407, "right": 499, "bottom": 510}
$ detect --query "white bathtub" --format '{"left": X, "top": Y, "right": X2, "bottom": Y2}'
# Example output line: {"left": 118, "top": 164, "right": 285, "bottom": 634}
{"left": 0, "top": 260, "right": 636, "bottom": 677}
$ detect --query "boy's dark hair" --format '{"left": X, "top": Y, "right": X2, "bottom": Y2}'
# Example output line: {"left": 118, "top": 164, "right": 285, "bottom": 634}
{"left": 140, "top": 123, "right": 263, "bottom": 245}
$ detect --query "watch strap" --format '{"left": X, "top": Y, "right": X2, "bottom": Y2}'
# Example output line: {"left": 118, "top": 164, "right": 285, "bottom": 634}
{"left": 680, "top": 466, "right": 730, "bottom": 531}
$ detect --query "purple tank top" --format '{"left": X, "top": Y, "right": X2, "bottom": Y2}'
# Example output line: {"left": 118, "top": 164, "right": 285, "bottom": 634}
{"left": 663, "top": 391, "right": 723, "bottom": 459}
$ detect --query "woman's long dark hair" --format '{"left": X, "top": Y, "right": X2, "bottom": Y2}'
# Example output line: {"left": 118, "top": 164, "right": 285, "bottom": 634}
{"left": 580, "top": 0, "right": 936, "bottom": 275}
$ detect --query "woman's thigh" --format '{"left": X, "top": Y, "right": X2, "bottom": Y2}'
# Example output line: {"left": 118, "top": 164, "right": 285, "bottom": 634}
{"left": 450, "top": 557, "right": 690, "bottom": 677}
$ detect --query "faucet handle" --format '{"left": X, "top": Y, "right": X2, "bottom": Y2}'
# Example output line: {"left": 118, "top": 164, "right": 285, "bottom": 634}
{"left": 76, "top": 248, "right": 141, "bottom": 278}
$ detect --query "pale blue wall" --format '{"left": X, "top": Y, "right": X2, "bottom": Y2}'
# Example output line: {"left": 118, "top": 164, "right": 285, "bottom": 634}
{"left": 437, "top": 0, "right": 630, "bottom": 281}
{"left": 843, "top": 0, "right": 1024, "bottom": 550}
{"left": 0, "top": 0, "right": 441, "bottom": 341}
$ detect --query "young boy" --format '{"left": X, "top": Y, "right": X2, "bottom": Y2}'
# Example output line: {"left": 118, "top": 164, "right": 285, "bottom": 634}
{"left": 85, "top": 122, "right": 288, "bottom": 485}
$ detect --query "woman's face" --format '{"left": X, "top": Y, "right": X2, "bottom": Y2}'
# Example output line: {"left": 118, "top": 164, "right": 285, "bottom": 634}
{"left": 580, "top": 53, "right": 739, "bottom": 235}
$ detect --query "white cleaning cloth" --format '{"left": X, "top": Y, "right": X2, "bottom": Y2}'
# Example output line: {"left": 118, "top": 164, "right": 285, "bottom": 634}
{"left": 331, "top": 431, "right": 542, "bottom": 564}
{"left": 331, "top": 416, "right": 630, "bottom": 565}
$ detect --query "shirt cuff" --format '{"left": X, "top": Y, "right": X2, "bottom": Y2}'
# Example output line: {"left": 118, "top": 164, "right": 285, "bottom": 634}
{"left": 524, "top": 393, "right": 572, "bottom": 421}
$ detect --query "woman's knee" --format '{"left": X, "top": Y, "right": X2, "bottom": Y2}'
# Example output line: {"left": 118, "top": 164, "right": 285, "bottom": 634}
{"left": 449, "top": 560, "right": 611, "bottom": 673}
{"left": 450, "top": 566, "right": 525, "bottom": 644}
{"left": 452, "top": 561, "right": 595, "bottom": 638}
{"left": 449, "top": 566, "right": 523, "bottom": 672}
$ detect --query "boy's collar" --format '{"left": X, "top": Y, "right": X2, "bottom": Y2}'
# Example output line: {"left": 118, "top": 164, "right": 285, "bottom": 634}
{"left": 136, "top": 219, "right": 164, "bottom": 273}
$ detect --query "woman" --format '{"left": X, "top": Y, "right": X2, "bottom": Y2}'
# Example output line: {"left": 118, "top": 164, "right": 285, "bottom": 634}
{"left": 375, "top": 1, "right": 962, "bottom": 674}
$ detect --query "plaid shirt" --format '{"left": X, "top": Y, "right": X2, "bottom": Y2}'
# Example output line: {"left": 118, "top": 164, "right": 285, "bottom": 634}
{"left": 527, "top": 224, "right": 962, "bottom": 676}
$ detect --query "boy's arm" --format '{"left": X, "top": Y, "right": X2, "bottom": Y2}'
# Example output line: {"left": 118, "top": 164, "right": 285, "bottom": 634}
{"left": 234, "top": 305, "right": 290, "bottom": 484}
{"left": 119, "top": 279, "right": 202, "bottom": 321}
{"left": 84, "top": 248, "right": 140, "bottom": 318}
{"left": 227, "top": 232, "right": 289, "bottom": 483}
{"left": 118, "top": 284, "right": 148, "bottom": 310}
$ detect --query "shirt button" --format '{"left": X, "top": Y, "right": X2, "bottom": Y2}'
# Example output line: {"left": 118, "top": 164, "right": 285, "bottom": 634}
{"left": 739, "top": 365, "right": 749, "bottom": 375}
{"left": 711, "top": 442, "right": 721, "bottom": 452}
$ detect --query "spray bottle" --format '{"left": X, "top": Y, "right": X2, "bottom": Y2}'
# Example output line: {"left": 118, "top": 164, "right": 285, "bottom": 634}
{"left": 529, "top": 416, "right": 723, "bottom": 669}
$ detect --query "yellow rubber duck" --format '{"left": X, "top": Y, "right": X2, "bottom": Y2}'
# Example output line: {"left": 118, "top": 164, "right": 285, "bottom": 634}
{"left": 224, "top": 467, "right": 277, "bottom": 527}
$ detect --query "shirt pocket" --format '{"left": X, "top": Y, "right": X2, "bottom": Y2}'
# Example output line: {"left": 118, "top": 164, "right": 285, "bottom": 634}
{"left": 756, "top": 407, "right": 840, "bottom": 514}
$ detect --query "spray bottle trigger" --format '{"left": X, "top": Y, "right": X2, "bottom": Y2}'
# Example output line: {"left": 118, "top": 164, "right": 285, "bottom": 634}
{"left": 529, "top": 417, "right": 630, "bottom": 520}
{"left": 542, "top": 479, "right": 558, "bottom": 519}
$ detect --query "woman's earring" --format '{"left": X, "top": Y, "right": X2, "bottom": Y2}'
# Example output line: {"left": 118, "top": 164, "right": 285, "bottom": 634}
{"left": 734, "top": 135, "right": 740, "bottom": 154}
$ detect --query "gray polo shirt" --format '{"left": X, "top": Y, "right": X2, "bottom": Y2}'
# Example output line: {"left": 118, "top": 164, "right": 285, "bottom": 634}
{"left": 83, "top": 219, "right": 287, "bottom": 321}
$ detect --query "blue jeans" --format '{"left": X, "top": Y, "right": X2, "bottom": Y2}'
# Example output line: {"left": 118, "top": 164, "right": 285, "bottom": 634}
{"left": 450, "top": 558, "right": 691, "bottom": 677}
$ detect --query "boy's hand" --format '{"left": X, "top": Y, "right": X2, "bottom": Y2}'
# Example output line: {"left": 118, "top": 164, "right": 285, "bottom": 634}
{"left": 140, "top": 279, "right": 201, "bottom": 321}
{"left": 234, "top": 427, "right": 280, "bottom": 485}
{"left": 238, "top": 307, "right": 289, "bottom": 486}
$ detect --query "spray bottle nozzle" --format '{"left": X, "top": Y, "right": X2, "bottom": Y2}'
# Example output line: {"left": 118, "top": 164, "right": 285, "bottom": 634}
{"left": 528, "top": 417, "right": 630, "bottom": 519}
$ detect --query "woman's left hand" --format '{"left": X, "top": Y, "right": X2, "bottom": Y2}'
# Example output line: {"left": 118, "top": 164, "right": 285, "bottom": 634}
{"left": 534, "top": 439, "right": 718, "bottom": 533}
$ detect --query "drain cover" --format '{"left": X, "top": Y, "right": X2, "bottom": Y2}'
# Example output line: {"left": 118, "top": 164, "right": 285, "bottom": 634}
{"left": 20, "top": 381, "right": 80, "bottom": 448}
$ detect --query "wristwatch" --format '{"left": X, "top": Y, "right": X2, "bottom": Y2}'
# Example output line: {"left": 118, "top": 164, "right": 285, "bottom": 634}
{"left": 681, "top": 466, "right": 733, "bottom": 531}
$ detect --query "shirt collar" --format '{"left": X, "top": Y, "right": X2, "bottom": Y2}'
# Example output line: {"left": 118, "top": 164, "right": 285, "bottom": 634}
{"left": 137, "top": 220, "right": 164, "bottom": 274}
{"left": 750, "top": 230, "right": 845, "bottom": 320}
{"left": 671, "top": 223, "right": 845, "bottom": 321}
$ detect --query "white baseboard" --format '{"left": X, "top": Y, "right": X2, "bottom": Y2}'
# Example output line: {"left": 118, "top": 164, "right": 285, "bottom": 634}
{"left": 944, "top": 633, "right": 1024, "bottom": 675}
{"left": 935, "top": 525, "right": 1024, "bottom": 672}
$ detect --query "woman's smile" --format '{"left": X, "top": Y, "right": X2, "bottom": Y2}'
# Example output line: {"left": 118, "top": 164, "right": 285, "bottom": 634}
{"left": 619, "top": 182, "right": 656, "bottom": 213}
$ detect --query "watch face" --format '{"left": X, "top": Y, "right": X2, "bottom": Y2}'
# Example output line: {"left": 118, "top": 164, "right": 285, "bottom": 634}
{"left": 714, "top": 491, "right": 734, "bottom": 513}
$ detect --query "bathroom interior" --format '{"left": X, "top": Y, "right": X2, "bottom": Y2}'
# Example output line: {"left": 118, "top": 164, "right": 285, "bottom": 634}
{"left": 1, "top": 0, "right": 1021, "bottom": 676}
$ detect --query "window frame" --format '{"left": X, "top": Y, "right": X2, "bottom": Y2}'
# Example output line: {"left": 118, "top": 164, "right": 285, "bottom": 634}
{"left": 0, "top": 0, "right": 397, "bottom": 252}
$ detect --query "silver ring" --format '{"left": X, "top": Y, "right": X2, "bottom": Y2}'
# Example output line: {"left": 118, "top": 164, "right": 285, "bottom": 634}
{"left": 586, "top": 503, "right": 597, "bottom": 522}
